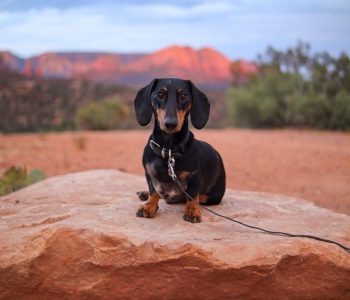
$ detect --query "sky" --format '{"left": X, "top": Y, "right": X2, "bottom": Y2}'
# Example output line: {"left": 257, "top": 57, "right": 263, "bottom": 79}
{"left": 0, "top": 0, "right": 349, "bottom": 60}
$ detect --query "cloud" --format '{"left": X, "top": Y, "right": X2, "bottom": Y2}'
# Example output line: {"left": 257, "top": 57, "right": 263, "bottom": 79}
{"left": 0, "top": 2, "right": 237, "bottom": 55}
{"left": 0, "top": 1, "right": 349, "bottom": 59}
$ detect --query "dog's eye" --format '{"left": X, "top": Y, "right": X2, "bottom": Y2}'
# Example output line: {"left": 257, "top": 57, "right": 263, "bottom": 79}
{"left": 179, "top": 93, "right": 188, "bottom": 101}
{"left": 157, "top": 92, "right": 165, "bottom": 100}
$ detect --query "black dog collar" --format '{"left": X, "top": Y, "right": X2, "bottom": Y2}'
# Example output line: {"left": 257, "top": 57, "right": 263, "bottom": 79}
{"left": 149, "top": 131, "right": 191, "bottom": 159}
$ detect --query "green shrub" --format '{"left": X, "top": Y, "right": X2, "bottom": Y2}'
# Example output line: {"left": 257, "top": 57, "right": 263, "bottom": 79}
{"left": 228, "top": 42, "right": 350, "bottom": 130}
{"left": 329, "top": 91, "right": 350, "bottom": 130}
{"left": 76, "top": 97, "right": 130, "bottom": 130}
{"left": 286, "top": 91, "right": 332, "bottom": 129}
{"left": 228, "top": 69, "right": 350, "bottom": 130}
{"left": 228, "top": 72, "right": 299, "bottom": 128}
{"left": 27, "top": 168, "right": 46, "bottom": 185}
{"left": 0, "top": 166, "right": 46, "bottom": 196}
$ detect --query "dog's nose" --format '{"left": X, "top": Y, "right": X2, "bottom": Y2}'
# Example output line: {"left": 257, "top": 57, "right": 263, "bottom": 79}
{"left": 164, "top": 117, "right": 178, "bottom": 130}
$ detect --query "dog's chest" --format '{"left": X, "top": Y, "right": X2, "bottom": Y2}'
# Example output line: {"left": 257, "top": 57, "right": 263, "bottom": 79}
{"left": 146, "top": 159, "right": 187, "bottom": 203}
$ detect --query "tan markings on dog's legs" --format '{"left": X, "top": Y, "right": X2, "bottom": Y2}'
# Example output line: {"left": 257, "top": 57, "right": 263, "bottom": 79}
{"left": 183, "top": 194, "right": 201, "bottom": 223}
{"left": 136, "top": 192, "right": 160, "bottom": 218}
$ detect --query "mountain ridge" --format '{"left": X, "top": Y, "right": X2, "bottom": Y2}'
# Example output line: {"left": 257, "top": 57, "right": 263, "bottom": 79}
{"left": 0, "top": 46, "right": 257, "bottom": 88}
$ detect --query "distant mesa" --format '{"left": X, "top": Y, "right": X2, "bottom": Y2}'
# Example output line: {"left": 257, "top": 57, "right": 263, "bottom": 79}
{"left": 0, "top": 46, "right": 257, "bottom": 88}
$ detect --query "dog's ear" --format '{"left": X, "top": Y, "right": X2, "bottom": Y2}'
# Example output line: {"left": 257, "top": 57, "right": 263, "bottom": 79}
{"left": 189, "top": 80, "right": 210, "bottom": 129}
{"left": 134, "top": 79, "right": 157, "bottom": 126}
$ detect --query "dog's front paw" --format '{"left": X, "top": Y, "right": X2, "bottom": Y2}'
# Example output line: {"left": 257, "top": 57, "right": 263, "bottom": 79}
{"left": 183, "top": 208, "right": 201, "bottom": 223}
{"left": 136, "top": 203, "right": 159, "bottom": 218}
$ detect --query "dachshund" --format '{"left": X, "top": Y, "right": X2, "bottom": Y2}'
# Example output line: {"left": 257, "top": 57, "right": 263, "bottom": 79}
{"left": 134, "top": 78, "right": 225, "bottom": 223}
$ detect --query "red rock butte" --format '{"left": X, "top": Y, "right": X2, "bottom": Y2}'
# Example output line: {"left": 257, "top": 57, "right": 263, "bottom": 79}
{"left": 0, "top": 46, "right": 257, "bottom": 88}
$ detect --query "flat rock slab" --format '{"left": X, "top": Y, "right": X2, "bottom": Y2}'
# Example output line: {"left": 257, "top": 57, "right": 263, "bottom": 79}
{"left": 0, "top": 170, "right": 349, "bottom": 300}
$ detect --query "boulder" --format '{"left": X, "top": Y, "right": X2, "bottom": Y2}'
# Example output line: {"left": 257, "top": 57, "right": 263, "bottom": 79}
{"left": 0, "top": 170, "right": 349, "bottom": 300}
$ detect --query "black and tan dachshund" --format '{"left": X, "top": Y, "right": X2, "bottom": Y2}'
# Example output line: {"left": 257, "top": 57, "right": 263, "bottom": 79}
{"left": 134, "top": 78, "right": 226, "bottom": 223}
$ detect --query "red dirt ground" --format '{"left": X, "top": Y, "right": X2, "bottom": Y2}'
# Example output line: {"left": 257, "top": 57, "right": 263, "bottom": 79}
{"left": 0, "top": 129, "right": 349, "bottom": 215}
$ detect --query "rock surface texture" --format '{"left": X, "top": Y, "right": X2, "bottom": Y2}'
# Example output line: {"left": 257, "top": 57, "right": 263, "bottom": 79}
{"left": 0, "top": 170, "right": 349, "bottom": 300}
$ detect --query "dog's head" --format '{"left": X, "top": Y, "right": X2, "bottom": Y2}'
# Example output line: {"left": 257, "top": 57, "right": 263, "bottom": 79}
{"left": 134, "top": 78, "right": 210, "bottom": 133}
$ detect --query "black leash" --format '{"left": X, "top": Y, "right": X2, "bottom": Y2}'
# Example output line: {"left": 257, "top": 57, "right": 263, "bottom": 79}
{"left": 200, "top": 206, "right": 350, "bottom": 253}
{"left": 158, "top": 146, "right": 350, "bottom": 254}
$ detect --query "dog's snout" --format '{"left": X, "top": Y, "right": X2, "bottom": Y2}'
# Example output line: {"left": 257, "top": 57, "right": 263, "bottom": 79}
{"left": 164, "top": 116, "right": 178, "bottom": 130}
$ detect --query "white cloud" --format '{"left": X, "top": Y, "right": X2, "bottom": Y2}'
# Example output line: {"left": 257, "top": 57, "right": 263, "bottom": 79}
{"left": 0, "top": 1, "right": 349, "bottom": 59}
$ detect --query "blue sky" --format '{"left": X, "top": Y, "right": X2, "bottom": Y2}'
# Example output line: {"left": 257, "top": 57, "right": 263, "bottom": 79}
{"left": 0, "top": 0, "right": 349, "bottom": 60}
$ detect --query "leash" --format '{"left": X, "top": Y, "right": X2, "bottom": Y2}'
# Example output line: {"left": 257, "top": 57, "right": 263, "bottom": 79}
{"left": 157, "top": 146, "right": 350, "bottom": 254}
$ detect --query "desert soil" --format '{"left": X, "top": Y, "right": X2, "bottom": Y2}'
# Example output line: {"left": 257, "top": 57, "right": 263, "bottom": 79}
{"left": 0, "top": 129, "right": 349, "bottom": 215}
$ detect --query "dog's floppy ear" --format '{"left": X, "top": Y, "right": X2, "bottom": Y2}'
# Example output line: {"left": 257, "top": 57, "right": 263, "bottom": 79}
{"left": 189, "top": 80, "right": 210, "bottom": 129}
{"left": 134, "top": 79, "right": 157, "bottom": 126}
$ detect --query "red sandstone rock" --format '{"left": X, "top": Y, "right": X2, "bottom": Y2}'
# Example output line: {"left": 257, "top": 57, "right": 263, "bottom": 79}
{"left": 0, "top": 46, "right": 257, "bottom": 88}
{"left": 126, "top": 45, "right": 232, "bottom": 86}
{"left": 0, "top": 170, "right": 349, "bottom": 299}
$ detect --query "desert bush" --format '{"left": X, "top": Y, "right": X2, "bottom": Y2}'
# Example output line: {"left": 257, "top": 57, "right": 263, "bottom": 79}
{"left": 228, "top": 79, "right": 350, "bottom": 130}
{"left": 0, "top": 166, "right": 46, "bottom": 196}
{"left": 227, "top": 42, "right": 350, "bottom": 130}
{"left": 75, "top": 97, "right": 131, "bottom": 130}
{"left": 228, "top": 71, "right": 298, "bottom": 128}
{"left": 0, "top": 68, "right": 136, "bottom": 133}
{"left": 328, "top": 91, "right": 350, "bottom": 129}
